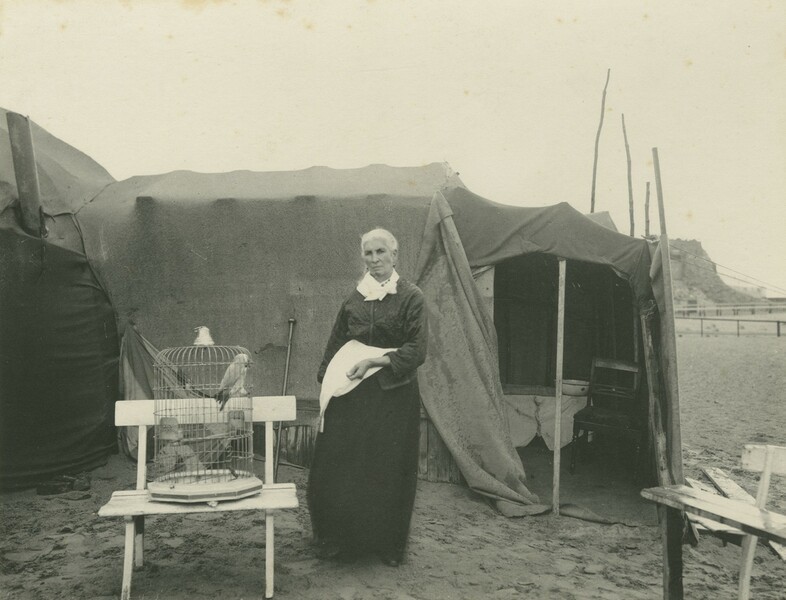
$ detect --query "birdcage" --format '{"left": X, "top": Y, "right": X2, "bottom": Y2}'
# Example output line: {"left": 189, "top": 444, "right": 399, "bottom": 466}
{"left": 148, "top": 329, "right": 262, "bottom": 503}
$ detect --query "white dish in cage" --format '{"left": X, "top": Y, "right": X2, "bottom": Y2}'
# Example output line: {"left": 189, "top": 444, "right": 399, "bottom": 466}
{"left": 149, "top": 471, "right": 264, "bottom": 503}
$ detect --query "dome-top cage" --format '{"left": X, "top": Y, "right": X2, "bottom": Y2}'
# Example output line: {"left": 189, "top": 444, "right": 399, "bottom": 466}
{"left": 149, "top": 328, "right": 262, "bottom": 503}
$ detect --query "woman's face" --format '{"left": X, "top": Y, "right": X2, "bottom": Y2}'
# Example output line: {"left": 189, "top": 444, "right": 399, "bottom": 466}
{"left": 362, "top": 238, "right": 397, "bottom": 282}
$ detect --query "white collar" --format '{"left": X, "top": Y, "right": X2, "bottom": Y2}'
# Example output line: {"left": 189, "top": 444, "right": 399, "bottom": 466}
{"left": 356, "top": 270, "right": 399, "bottom": 301}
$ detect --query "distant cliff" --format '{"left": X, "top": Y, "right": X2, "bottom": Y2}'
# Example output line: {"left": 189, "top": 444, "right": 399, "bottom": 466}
{"left": 669, "top": 239, "right": 759, "bottom": 305}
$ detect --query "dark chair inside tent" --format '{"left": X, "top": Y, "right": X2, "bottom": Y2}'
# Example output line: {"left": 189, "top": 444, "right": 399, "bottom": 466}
{"left": 570, "top": 358, "right": 643, "bottom": 477}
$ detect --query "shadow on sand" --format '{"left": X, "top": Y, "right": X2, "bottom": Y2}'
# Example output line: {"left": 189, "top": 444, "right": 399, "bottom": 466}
{"left": 517, "top": 436, "right": 658, "bottom": 527}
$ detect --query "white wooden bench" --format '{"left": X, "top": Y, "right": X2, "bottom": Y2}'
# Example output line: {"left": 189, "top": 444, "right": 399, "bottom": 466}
{"left": 98, "top": 396, "right": 298, "bottom": 600}
{"left": 642, "top": 444, "right": 786, "bottom": 600}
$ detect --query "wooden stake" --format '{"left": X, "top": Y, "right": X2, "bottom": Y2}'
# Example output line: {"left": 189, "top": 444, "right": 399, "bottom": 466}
{"left": 651, "top": 148, "right": 684, "bottom": 483}
{"left": 553, "top": 259, "right": 566, "bottom": 515}
{"left": 622, "top": 114, "right": 634, "bottom": 236}
{"left": 590, "top": 69, "right": 611, "bottom": 213}
{"left": 645, "top": 182, "right": 651, "bottom": 237}
{"left": 652, "top": 149, "right": 667, "bottom": 236}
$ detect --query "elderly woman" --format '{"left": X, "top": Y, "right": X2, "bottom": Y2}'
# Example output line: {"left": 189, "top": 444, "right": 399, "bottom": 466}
{"left": 307, "top": 228, "right": 428, "bottom": 567}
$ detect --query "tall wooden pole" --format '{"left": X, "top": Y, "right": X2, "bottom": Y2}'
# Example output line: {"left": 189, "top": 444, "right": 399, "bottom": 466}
{"left": 553, "top": 258, "right": 567, "bottom": 515}
{"left": 590, "top": 69, "right": 611, "bottom": 213}
{"left": 651, "top": 148, "right": 684, "bottom": 483}
{"left": 622, "top": 114, "right": 634, "bottom": 236}
{"left": 653, "top": 150, "right": 668, "bottom": 236}
{"left": 645, "top": 181, "right": 651, "bottom": 237}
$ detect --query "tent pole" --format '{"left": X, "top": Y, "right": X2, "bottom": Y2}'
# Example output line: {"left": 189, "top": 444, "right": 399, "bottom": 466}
{"left": 553, "top": 259, "right": 566, "bottom": 515}
{"left": 6, "top": 112, "right": 45, "bottom": 236}
{"left": 644, "top": 181, "right": 651, "bottom": 237}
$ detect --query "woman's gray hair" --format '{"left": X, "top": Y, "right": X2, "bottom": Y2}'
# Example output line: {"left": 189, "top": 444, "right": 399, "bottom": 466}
{"left": 360, "top": 228, "right": 399, "bottom": 253}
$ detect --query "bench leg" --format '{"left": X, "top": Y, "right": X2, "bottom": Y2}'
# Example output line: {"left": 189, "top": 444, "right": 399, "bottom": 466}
{"left": 122, "top": 517, "right": 135, "bottom": 600}
{"left": 659, "top": 505, "right": 684, "bottom": 600}
{"left": 134, "top": 516, "right": 145, "bottom": 570}
{"left": 738, "top": 534, "right": 758, "bottom": 600}
{"left": 265, "top": 511, "right": 274, "bottom": 599}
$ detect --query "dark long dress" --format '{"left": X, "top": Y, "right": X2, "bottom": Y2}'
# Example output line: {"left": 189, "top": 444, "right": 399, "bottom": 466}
{"left": 308, "top": 277, "right": 428, "bottom": 561}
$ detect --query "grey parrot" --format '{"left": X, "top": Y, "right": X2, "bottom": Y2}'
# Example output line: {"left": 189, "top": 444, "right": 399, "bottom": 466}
{"left": 214, "top": 353, "right": 250, "bottom": 411}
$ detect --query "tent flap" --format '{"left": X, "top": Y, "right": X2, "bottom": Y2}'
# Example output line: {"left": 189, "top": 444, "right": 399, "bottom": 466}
{"left": 415, "top": 193, "right": 549, "bottom": 513}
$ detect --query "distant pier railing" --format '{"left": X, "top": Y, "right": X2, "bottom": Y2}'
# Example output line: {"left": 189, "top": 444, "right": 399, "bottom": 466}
{"left": 674, "top": 302, "right": 786, "bottom": 317}
{"left": 675, "top": 316, "right": 785, "bottom": 337}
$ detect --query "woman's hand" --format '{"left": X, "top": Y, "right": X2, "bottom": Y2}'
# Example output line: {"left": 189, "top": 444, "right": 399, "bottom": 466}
{"left": 346, "top": 359, "right": 373, "bottom": 380}
{"left": 346, "top": 355, "right": 391, "bottom": 380}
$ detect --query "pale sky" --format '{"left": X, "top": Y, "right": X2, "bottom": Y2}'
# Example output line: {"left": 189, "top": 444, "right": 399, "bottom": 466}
{"left": 2, "top": 1, "right": 785, "bottom": 296}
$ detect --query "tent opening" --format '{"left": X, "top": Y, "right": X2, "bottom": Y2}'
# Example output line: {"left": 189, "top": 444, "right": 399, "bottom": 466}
{"left": 493, "top": 254, "right": 636, "bottom": 392}
{"left": 493, "top": 254, "right": 655, "bottom": 520}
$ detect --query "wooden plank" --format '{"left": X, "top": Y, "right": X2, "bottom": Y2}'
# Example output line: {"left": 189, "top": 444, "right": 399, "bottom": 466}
{"left": 685, "top": 476, "right": 719, "bottom": 495}
{"left": 701, "top": 466, "right": 786, "bottom": 560}
{"left": 553, "top": 258, "right": 566, "bottom": 516}
{"left": 115, "top": 396, "right": 297, "bottom": 426}
{"left": 741, "top": 444, "right": 786, "bottom": 476}
{"left": 98, "top": 484, "right": 298, "bottom": 517}
{"left": 685, "top": 477, "right": 743, "bottom": 536}
{"left": 641, "top": 486, "right": 786, "bottom": 545}
{"left": 702, "top": 467, "right": 756, "bottom": 504}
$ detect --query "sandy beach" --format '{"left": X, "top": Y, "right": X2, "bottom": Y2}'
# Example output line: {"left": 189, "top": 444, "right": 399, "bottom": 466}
{"left": 1, "top": 335, "right": 784, "bottom": 599}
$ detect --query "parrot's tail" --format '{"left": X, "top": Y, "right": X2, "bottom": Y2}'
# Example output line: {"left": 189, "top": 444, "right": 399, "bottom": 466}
{"left": 215, "top": 390, "right": 230, "bottom": 411}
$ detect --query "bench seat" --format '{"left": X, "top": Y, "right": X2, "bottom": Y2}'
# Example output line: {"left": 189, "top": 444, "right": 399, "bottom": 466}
{"left": 99, "top": 484, "right": 298, "bottom": 518}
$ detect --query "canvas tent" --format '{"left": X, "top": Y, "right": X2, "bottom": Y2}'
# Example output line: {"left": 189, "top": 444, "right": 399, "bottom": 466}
{"left": 0, "top": 108, "right": 118, "bottom": 488}
{"left": 0, "top": 110, "right": 682, "bottom": 516}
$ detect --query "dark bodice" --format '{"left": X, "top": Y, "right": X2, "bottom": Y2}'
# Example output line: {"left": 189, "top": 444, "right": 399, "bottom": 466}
{"left": 318, "top": 278, "right": 428, "bottom": 390}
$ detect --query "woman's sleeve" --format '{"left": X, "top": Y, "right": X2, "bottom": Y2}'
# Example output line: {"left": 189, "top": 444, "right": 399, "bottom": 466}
{"left": 385, "top": 288, "right": 428, "bottom": 378}
{"left": 317, "top": 301, "right": 350, "bottom": 383}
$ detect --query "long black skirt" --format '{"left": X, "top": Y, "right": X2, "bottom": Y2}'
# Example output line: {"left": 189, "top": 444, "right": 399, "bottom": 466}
{"left": 307, "top": 375, "right": 420, "bottom": 561}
